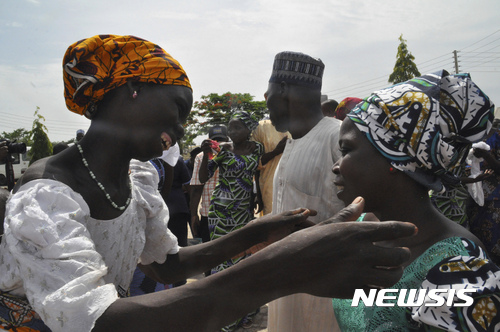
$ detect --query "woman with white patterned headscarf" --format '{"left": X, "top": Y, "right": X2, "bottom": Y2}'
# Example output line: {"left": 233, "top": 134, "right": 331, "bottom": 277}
{"left": 332, "top": 70, "right": 499, "bottom": 332}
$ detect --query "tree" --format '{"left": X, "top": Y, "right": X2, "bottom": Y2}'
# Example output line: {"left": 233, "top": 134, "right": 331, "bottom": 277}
{"left": 29, "top": 107, "right": 52, "bottom": 165}
{"left": 1, "top": 128, "right": 33, "bottom": 146}
{"left": 183, "top": 92, "right": 267, "bottom": 146}
{"left": 388, "top": 34, "right": 421, "bottom": 84}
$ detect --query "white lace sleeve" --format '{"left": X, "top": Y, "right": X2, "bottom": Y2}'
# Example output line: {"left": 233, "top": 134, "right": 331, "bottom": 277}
{"left": 3, "top": 180, "right": 118, "bottom": 332}
{"left": 130, "top": 160, "right": 179, "bottom": 265}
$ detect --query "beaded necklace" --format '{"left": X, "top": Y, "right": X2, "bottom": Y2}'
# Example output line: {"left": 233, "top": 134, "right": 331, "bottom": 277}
{"left": 76, "top": 142, "right": 132, "bottom": 211}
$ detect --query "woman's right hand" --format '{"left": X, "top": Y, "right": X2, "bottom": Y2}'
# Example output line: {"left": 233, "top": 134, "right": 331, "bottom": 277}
{"left": 476, "top": 169, "right": 495, "bottom": 181}
{"left": 265, "top": 197, "right": 416, "bottom": 299}
{"left": 201, "top": 139, "right": 213, "bottom": 154}
{"left": 273, "top": 136, "right": 288, "bottom": 155}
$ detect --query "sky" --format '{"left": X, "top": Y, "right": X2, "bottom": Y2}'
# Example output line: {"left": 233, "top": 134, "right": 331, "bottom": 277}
{"left": 1, "top": 0, "right": 499, "bottom": 143}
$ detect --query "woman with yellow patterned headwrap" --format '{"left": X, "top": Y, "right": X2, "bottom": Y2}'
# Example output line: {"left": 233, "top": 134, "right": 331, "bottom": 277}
{"left": 63, "top": 34, "right": 191, "bottom": 118}
{"left": 0, "top": 35, "right": 419, "bottom": 332}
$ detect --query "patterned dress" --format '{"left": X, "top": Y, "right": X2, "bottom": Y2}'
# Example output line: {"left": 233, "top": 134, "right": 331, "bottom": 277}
{"left": 208, "top": 142, "right": 264, "bottom": 273}
{"left": 332, "top": 237, "right": 500, "bottom": 331}
{"left": 207, "top": 142, "right": 264, "bottom": 332}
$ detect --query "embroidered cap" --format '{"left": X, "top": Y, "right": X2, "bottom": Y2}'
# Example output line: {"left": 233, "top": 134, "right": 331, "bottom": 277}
{"left": 269, "top": 51, "right": 324, "bottom": 89}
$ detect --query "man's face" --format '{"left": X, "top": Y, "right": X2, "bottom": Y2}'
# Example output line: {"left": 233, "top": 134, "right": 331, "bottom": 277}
{"left": 265, "top": 82, "right": 289, "bottom": 132}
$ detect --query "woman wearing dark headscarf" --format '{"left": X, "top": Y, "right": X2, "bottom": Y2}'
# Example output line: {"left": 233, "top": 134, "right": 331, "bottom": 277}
{"left": 332, "top": 71, "right": 500, "bottom": 331}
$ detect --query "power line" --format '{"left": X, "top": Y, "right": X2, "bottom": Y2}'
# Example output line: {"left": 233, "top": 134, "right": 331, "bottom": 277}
{"left": 324, "top": 52, "right": 455, "bottom": 97}
{"left": 456, "top": 31, "right": 500, "bottom": 73}
{"left": 460, "top": 29, "right": 500, "bottom": 51}
{"left": 0, "top": 111, "right": 88, "bottom": 127}
{"left": 325, "top": 30, "right": 500, "bottom": 99}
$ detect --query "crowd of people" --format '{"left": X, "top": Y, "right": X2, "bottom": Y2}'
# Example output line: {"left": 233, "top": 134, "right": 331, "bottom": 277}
{"left": 0, "top": 33, "right": 499, "bottom": 332}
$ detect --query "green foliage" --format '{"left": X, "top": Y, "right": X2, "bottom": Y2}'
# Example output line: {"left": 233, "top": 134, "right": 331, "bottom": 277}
{"left": 1, "top": 128, "right": 33, "bottom": 146}
{"left": 388, "top": 34, "right": 421, "bottom": 84}
{"left": 183, "top": 92, "right": 267, "bottom": 146}
{"left": 29, "top": 107, "right": 52, "bottom": 165}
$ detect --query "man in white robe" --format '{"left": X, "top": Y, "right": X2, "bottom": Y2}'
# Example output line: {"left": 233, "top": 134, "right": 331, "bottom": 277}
{"left": 265, "top": 51, "right": 344, "bottom": 332}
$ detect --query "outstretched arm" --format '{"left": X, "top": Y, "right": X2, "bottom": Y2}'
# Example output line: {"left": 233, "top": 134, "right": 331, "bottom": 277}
{"left": 94, "top": 198, "right": 416, "bottom": 332}
{"left": 141, "top": 208, "right": 314, "bottom": 284}
{"left": 461, "top": 169, "right": 494, "bottom": 184}
{"left": 188, "top": 184, "right": 203, "bottom": 238}
{"left": 198, "top": 140, "right": 213, "bottom": 184}
{"left": 260, "top": 136, "right": 287, "bottom": 166}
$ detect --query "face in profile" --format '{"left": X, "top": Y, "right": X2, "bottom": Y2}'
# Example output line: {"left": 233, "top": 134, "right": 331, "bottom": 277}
{"left": 333, "top": 118, "right": 392, "bottom": 211}
{"left": 265, "top": 83, "right": 290, "bottom": 133}
{"left": 116, "top": 84, "right": 193, "bottom": 161}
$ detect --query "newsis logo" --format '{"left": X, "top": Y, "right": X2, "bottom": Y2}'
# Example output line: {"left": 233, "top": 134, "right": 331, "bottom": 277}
{"left": 352, "top": 289, "right": 477, "bottom": 307}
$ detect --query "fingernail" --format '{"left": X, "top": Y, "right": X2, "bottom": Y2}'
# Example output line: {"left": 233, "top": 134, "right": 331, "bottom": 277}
{"left": 352, "top": 197, "right": 363, "bottom": 205}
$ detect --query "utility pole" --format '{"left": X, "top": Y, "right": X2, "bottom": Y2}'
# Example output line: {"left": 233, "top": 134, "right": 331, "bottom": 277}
{"left": 453, "top": 50, "right": 460, "bottom": 74}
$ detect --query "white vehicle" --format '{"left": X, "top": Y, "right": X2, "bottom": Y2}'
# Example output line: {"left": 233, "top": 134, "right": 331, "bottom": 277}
{"left": 0, "top": 148, "right": 31, "bottom": 186}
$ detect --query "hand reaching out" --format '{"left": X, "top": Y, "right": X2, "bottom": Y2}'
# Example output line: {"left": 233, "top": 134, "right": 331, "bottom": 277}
{"left": 274, "top": 136, "right": 288, "bottom": 154}
{"left": 263, "top": 197, "right": 416, "bottom": 299}
{"left": 477, "top": 168, "right": 495, "bottom": 181}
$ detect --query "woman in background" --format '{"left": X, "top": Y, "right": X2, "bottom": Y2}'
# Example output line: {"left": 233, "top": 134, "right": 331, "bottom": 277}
{"left": 199, "top": 111, "right": 263, "bottom": 330}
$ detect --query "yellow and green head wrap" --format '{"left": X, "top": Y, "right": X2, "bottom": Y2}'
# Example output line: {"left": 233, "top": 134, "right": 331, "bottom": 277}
{"left": 63, "top": 34, "right": 191, "bottom": 118}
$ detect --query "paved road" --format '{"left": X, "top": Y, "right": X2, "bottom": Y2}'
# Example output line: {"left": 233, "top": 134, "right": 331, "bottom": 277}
{"left": 234, "top": 304, "right": 268, "bottom": 332}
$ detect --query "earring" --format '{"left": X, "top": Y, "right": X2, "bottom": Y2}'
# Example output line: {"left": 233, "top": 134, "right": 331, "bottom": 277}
{"left": 132, "top": 91, "right": 138, "bottom": 99}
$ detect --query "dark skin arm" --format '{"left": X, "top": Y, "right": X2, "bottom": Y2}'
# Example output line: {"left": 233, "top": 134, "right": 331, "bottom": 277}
{"left": 93, "top": 198, "right": 416, "bottom": 332}
{"left": 139, "top": 208, "right": 314, "bottom": 284}
{"left": 0, "top": 141, "right": 8, "bottom": 161}
{"left": 198, "top": 140, "right": 213, "bottom": 184}
{"left": 189, "top": 184, "right": 203, "bottom": 238}
{"left": 460, "top": 169, "right": 494, "bottom": 184}
{"left": 158, "top": 141, "right": 175, "bottom": 198}
{"left": 254, "top": 170, "right": 264, "bottom": 214}
{"left": 160, "top": 162, "right": 174, "bottom": 198}
{"left": 254, "top": 138, "right": 286, "bottom": 213}
{"left": 260, "top": 136, "right": 287, "bottom": 166}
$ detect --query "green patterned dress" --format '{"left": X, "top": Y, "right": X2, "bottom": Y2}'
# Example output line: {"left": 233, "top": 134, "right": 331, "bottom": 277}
{"left": 207, "top": 142, "right": 264, "bottom": 273}
{"left": 332, "top": 237, "right": 500, "bottom": 331}
{"left": 207, "top": 142, "right": 263, "bottom": 331}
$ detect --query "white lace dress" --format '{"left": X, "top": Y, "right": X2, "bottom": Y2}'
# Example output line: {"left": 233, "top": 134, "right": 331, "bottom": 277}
{"left": 0, "top": 160, "right": 179, "bottom": 332}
